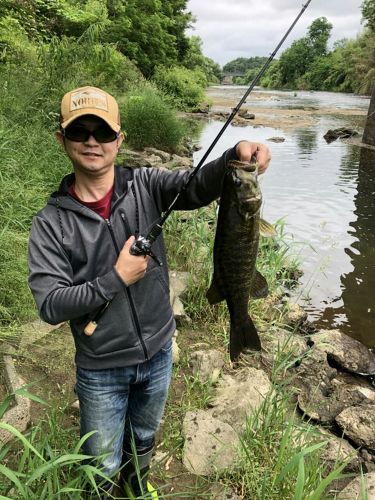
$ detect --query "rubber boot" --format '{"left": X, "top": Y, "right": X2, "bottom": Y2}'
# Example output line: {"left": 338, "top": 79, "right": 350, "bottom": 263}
{"left": 121, "top": 447, "right": 159, "bottom": 499}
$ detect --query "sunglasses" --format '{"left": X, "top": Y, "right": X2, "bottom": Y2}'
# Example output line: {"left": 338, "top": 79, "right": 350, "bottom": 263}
{"left": 62, "top": 124, "right": 120, "bottom": 143}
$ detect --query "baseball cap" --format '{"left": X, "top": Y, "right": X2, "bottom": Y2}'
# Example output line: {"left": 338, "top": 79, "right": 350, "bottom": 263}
{"left": 60, "top": 86, "right": 121, "bottom": 132}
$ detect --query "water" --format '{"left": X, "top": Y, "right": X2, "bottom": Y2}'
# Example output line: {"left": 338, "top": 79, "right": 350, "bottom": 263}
{"left": 193, "top": 87, "right": 375, "bottom": 348}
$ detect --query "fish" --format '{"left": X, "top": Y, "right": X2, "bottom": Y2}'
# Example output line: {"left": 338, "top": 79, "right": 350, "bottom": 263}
{"left": 206, "top": 159, "right": 275, "bottom": 361}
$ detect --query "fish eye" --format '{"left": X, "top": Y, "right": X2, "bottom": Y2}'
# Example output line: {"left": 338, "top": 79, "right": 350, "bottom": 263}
{"left": 232, "top": 173, "right": 242, "bottom": 186}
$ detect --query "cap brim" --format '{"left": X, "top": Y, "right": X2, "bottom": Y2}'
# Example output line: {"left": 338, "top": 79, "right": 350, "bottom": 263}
{"left": 60, "top": 110, "right": 121, "bottom": 133}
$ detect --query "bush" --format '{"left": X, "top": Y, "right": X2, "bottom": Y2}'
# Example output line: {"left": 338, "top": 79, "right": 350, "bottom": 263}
{"left": 120, "top": 85, "right": 185, "bottom": 151}
{"left": 153, "top": 65, "right": 206, "bottom": 111}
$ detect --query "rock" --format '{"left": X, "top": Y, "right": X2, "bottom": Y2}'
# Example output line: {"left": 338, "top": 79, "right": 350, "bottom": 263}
{"left": 120, "top": 149, "right": 155, "bottom": 168}
{"left": 337, "top": 472, "right": 375, "bottom": 499}
{"left": 209, "top": 368, "right": 271, "bottom": 429}
{"left": 20, "top": 319, "right": 65, "bottom": 348}
{"left": 317, "top": 429, "right": 361, "bottom": 475}
{"left": 171, "top": 154, "right": 194, "bottom": 169}
{"left": 143, "top": 147, "right": 171, "bottom": 163}
{"left": 297, "top": 373, "right": 373, "bottom": 424}
{"left": 238, "top": 109, "right": 255, "bottom": 120}
{"left": 267, "top": 137, "right": 286, "bottom": 143}
{"left": 283, "top": 303, "right": 308, "bottom": 328}
{"left": 336, "top": 405, "right": 375, "bottom": 452}
{"left": 182, "top": 410, "right": 240, "bottom": 475}
{"left": 0, "top": 356, "right": 31, "bottom": 445}
{"left": 262, "top": 329, "right": 307, "bottom": 361}
{"left": 208, "top": 483, "right": 241, "bottom": 499}
{"left": 172, "top": 335, "right": 180, "bottom": 364}
{"left": 190, "top": 350, "right": 225, "bottom": 384}
{"left": 323, "top": 127, "right": 359, "bottom": 144}
{"left": 146, "top": 154, "right": 165, "bottom": 167}
{"left": 310, "top": 330, "right": 375, "bottom": 376}
{"left": 169, "top": 271, "right": 189, "bottom": 299}
{"left": 192, "top": 103, "right": 210, "bottom": 114}
{"left": 71, "top": 399, "right": 80, "bottom": 412}
{"left": 169, "top": 271, "right": 191, "bottom": 325}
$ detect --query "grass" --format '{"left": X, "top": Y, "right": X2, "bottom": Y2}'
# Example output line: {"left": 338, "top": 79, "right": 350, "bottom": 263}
{"left": 0, "top": 388, "right": 114, "bottom": 499}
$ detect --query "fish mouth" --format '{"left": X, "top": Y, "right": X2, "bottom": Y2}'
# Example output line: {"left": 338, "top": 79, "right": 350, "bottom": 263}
{"left": 242, "top": 196, "right": 262, "bottom": 203}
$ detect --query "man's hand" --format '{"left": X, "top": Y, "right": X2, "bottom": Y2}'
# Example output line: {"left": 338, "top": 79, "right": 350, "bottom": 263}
{"left": 235, "top": 141, "right": 271, "bottom": 175}
{"left": 115, "top": 236, "right": 150, "bottom": 285}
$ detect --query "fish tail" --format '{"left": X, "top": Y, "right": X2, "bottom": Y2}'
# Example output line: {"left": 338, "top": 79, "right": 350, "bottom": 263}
{"left": 229, "top": 314, "right": 261, "bottom": 361}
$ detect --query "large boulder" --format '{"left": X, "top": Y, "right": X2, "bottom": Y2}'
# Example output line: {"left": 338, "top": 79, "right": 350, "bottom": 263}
{"left": 337, "top": 472, "right": 375, "bottom": 499}
{"left": 209, "top": 368, "right": 271, "bottom": 429}
{"left": 182, "top": 410, "right": 240, "bottom": 475}
{"left": 310, "top": 330, "right": 375, "bottom": 375}
{"left": 190, "top": 349, "right": 225, "bottom": 384}
{"left": 336, "top": 405, "right": 375, "bottom": 452}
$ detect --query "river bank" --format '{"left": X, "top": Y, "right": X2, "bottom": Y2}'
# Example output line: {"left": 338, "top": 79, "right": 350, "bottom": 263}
{"left": 203, "top": 86, "right": 368, "bottom": 131}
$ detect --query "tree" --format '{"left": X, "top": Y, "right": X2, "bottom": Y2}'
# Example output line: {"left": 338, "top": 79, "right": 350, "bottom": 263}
{"left": 363, "top": 83, "right": 375, "bottom": 145}
{"left": 104, "top": 0, "right": 192, "bottom": 77}
{"left": 183, "top": 36, "right": 222, "bottom": 83}
{"left": 362, "top": 0, "right": 375, "bottom": 32}
{"left": 275, "top": 17, "right": 332, "bottom": 88}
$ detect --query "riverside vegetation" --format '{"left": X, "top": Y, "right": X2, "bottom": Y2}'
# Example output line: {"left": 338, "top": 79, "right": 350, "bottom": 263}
{"left": 0, "top": 1, "right": 370, "bottom": 498}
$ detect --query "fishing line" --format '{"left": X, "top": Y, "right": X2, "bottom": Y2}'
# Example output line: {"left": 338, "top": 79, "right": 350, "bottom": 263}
{"left": 130, "top": 0, "right": 313, "bottom": 259}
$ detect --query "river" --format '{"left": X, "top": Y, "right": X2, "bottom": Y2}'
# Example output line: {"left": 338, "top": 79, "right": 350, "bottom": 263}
{"left": 193, "top": 86, "right": 374, "bottom": 349}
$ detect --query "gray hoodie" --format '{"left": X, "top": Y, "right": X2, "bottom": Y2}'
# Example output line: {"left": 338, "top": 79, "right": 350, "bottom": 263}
{"left": 28, "top": 147, "right": 238, "bottom": 369}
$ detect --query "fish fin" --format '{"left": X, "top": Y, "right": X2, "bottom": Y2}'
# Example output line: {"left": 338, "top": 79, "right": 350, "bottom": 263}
{"left": 250, "top": 270, "right": 269, "bottom": 299}
{"left": 206, "top": 280, "right": 225, "bottom": 304}
{"left": 230, "top": 314, "right": 261, "bottom": 361}
{"left": 259, "top": 218, "right": 277, "bottom": 237}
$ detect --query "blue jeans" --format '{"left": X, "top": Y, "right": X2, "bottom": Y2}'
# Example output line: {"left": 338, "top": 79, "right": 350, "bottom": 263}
{"left": 75, "top": 339, "right": 173, "bottom": 478}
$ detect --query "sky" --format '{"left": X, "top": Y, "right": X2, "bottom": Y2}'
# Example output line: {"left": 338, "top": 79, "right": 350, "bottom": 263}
{"left": 186, "top": 0, "right": 365, "bottom": 67}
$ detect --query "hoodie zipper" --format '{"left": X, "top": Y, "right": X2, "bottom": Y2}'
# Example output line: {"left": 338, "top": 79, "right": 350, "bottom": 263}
{"left": 105, "top": 218, "right": 148, "bottom": 361}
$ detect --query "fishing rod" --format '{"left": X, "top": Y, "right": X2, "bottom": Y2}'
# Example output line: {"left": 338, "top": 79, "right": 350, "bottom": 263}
{"left": 130, "top": 0, "right": 313, "bottom": 262}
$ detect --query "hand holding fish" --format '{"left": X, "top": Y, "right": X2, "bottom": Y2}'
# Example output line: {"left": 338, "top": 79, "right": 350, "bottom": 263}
{"left": 235, "top": 141, "right": 271, "bottom": 174}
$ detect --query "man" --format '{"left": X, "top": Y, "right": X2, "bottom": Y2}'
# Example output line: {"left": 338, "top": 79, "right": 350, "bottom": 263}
{"left": 28, "top": 86, "right": 271, "bottom": 498}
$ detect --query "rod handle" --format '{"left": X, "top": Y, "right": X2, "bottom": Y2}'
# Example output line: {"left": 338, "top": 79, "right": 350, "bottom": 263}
{"left": 84, "top": 321, "right": 97, "bottom": 336}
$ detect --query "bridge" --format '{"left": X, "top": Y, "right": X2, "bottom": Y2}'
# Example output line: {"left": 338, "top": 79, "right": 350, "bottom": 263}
{"left": 221, "top": 72, "right": 245, "bottom": 85}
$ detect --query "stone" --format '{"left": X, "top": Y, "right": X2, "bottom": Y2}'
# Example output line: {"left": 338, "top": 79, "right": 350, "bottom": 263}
{"left": 171, "top": 154, "right": 194, "bottom": 169}
{"left": 317, "top": 429, "right": 361, "bottom": 475}
{"left": 310, "top": 330, "right": 375, "bottom": 376}
{"left": 0, "top": 355, "right": 31, "bottom": 445}
{"left": 120, "top": 149, "right": 155, "bottom": 168}
{"left": 208, "top": 483, "right": 242, "bottom": 499}
{"left": 283, "top": 303, "right": 308, "bottom": 328}
{"left": 172, "top": 336, "right": 180, "bottom": 364}
{"left": 262, "top": 329, "right": 307, "bottom": 361}
{"left": 209, "top": 368, "right": 271, "bottom": 429}
{"left": 297, "top": 374, "right": 372, "bottom": 424}
{"left": 337, "top": 472, "right": 375, "bottom": 499}
{"left": 20, "top": 319, "right": 65, "bottom": 348}
{"left": 169, "top": 271, "right": 191, "bottom": 324}
{"left": 182, "top": 410, "right": 240, "bottom": 475}
{"left": 336, "top": 405, "right": 375, "bottom": 452}
{"left": 238, "top": 109, "right": 255, "bottom": 120}
{"left": 169, "top": 271, "right": 189, "bottom": 298}
{"left": 190, "top": 350, "right": 225, "bottom": 384}
{"left": 267, "top": 137, "right": 286, "bottom": 143}
{"left": 324, "top": 128, "right": 359, "bottom": 144}
{"left": 143, "top": 147, "right": 171, "bottom": 163}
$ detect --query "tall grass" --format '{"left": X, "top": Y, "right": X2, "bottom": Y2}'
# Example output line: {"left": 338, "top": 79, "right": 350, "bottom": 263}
{"left": 0, "top": 389, "right": 114, "bottom": 499}
{"left": 119, "top": 84, "right": 186, "bottom": 152}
